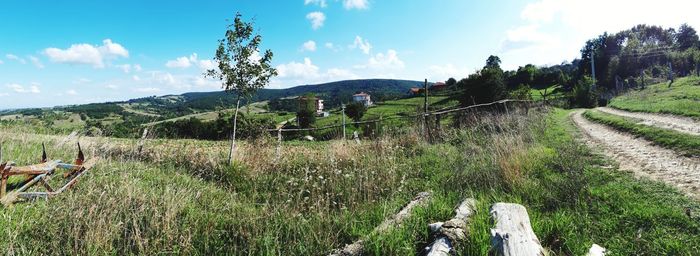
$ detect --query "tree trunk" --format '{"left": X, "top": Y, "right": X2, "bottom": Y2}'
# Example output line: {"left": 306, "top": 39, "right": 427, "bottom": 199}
{"left": 228, "top": 96, "right": 241, "bottom": 165}
{"left": 490, "top": 203, "right": 545, "bottom": 256}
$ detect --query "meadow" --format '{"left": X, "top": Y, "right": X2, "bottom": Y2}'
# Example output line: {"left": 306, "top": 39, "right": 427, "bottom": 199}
{"left": 609, "top": 76, "right": 700, "bottom": 118}
{"left": 2, "top": 105, "right": 699, "bottom": 255}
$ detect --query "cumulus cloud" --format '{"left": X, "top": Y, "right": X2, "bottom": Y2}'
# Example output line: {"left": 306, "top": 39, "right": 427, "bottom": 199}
{"left": 134, "top": 87, "right": 161, "bottom": 93}
{"left": 427, "top": 64, "right": 471, "bottom": 81}
{"left": 306, "top": 12, "right": 326, "bottom": 30}
{"left": 133, "top": 64, "right": 142, "bottom": 72}
{"left": 116, "top": 64, "right": 132, "bottom": 73}
{"left": 301, "top": 40, "right": 317, "bottom": 52}
{"left": 66, "top": 89, "right": 78, "bottom": 96}
{"left": 273, "top": 57, "right": 358, "bottom": 87}
{"left": 29, "top": 56, "right": 44, "bottom": 69}
{"left": 165, "top": 53, "right": 216, "bottom": 70}
{"left": 500, "top": 0, "right": 700, "bottom": 69}
{"left": 132, "top": 75, "right": 141, "bottom": 81}
{"left": 304, "top": 0, "right": 327, "bottom": 8}
{"left": 359, "top": 49, "right": 405, "bottom": 70}
{"left": 7, "top": 83, "right": 41, "bottom": 94}
{"left": 43, "top": 39, "right": 129, "bottom": 68}
{"left": 343, "top": 0, "right": 369, "bottom": 10}
{"left": 349, "top": 36, "right": 372, "bottom": 54}
{"left": 6, "top": 54, "right": 27, "bottom": 64}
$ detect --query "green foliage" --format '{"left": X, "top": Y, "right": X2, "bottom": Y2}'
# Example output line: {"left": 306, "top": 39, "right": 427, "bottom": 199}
{"left": 153, "top": 111, "right": 275, "bottom": 140}
{"left": 344, "top": 102, "right": 366, "bottom": 123}
{"left": 583, "top": 110, "right": 700, "bottom": 157}
{"left": 205, "top": 12, "right": 276, "bottom": 99}
{"left": 458, "top": 56, "right": 506, "bottom": 105}
{"left": 571, "top": 76, "right": 597, "bottom": 108}
{"left": 509, "top": 84, "right": 533, "bottom": 100}
{"left": 296, "top": 95, "right": 317, "bottom": 129}
{"left": 609, "top": 76, "right": 700, "bottom": 118}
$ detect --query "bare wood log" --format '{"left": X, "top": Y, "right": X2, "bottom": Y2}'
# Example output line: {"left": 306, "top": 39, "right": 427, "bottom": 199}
{"left": 424, "top": 198, "right": 478, "bottom": 256}
{"left": 489, "top": 203, "right": 545, "bottom": 256}
{"left": 330, "top": 192, "right": 431, "bottom": 256}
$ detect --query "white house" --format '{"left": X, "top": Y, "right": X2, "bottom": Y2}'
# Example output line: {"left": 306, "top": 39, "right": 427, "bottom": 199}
{"left": 352, "top": 92, "right": 372, "bottom": 106}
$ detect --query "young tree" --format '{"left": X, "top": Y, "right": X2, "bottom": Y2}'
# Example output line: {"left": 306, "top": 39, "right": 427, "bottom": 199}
{"left": 206, "top": 13, "right": 277, "bottom": 164}
{"left": 297, "top": 94, "right": 317, "bottom": 129}
{"left": 344, "top": 102, "right": 367, "bottom": 124}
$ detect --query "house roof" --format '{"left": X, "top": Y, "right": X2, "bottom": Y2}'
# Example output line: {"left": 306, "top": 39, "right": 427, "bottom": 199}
{"left": 353, "top": 92, "right": 369, "bottom": 97}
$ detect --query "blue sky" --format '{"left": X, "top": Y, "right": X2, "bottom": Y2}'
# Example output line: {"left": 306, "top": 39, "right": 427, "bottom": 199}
{"left": 1, "top": 0, "right": 699, "bottom": 109}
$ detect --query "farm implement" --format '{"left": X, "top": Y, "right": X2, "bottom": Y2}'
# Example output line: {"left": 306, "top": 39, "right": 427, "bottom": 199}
{"left": 0, "top": 143, "right": 97, "bottom": 206}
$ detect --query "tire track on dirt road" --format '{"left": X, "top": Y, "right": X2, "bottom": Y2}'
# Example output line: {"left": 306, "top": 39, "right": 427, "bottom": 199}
{"left": 571, "top": 110, "right": 700, "bottom": 200}
{"left": 597, "top": 107, "right": 700, "bottom": 136}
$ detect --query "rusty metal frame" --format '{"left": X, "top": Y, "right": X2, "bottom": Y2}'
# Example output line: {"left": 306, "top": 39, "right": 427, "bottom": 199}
{"left": 0, "top": 143, "right": 97, "bottom": 205}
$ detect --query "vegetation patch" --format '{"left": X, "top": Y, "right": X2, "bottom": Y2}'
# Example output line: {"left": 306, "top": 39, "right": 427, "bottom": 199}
{"left": 609, "top": 76, "right": 700, "bottom": 118}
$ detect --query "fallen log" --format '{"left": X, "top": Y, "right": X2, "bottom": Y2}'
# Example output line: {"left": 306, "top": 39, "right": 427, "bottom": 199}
{"left": 490, "top": 203, "right": 545, "bottom": 256}
{"left": 423, "top": 198, "right": 478, "bottom": 256}
{"left": 330, "top": 191, "right": 431, "bottom": 256}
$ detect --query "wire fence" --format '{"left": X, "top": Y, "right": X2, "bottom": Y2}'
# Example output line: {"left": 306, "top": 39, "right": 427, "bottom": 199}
{"left": 266, "top": 99, "right": 545, "bottom": 144}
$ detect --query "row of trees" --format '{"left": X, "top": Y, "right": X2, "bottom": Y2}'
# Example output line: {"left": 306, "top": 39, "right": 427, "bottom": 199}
{"left": 455, "top": 23, "right": 700, "bottom": 108}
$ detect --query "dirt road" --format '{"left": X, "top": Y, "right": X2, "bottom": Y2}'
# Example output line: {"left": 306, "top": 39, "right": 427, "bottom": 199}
{"left": 571, "top": 110, "right": 700, "bottom": 199}
{"left": 597, "top": 107, "right": 700, "bottom": 136}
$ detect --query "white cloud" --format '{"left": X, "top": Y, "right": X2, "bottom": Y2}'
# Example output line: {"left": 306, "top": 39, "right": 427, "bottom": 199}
{"left": 116, "top": 64, "right": 132, "bottom": 73}
{"left": 133, "top": 64, "right": 142, "bottom": 72}
{"left": 304, "top": 0, "right": 327, "bottom": 8}
{"left": 66, "top": 89, "right": 78, "bottom": 96}
{"left": 0, "top": 59, "right": 4, "bottom": 64}
{"left": 134, "top": 87, "right": 161, "bottom": 93}
{"left": 7, "top": 83, "right": 41, "bottom": 94}
{"left": 29, "top": 56, "right": 44, "bottom": 69}
{"left": 132, "top": 75, "right": 141, "bottom": 81}
{"left": 360, "top": 49, "right": 405, "bottom": 70}
{"left": 105, "top": 84, "right": 119, "bottom": 89}
{"left": 0, "top": 93, "right": 8, "bottom": 97}
{"left": 6, "top": 54, "right": 26, "bottom": 64}
{"left": 325, "top": 42, "right": 334, "bottom": 49}
{"left": 277, "top": 58, "right": 320, "bottom": 79}
{"left": 273, "top": 57, "right": 358, "bottom": 88}
{"left": 501, "top": 0, "right": 700, "bottom": 69}
{"left": 349, "top": 36, "right": 372, "bottom": 54}
{"left": 306, "top": 12, "right": 326, "bottom": 30}
{"left": 165, "top": 56, "right": 192, "bottom": 68}
{"left": 343, "top": 0, "right": 369, "bottom": 10}
{"left": 43, "top": 39, "right": 129, "bottom": 68}
{"left": 74, "top": 78, "right": 92, "bottom": 84}
{"left": 165, "top": 53, "right": 216, "bottom": 70}
{"left": 427, "top": 64, "right": 471, "bottom": 81}
{"left": 301, "top": 40, "right": 317, "bottom": 52}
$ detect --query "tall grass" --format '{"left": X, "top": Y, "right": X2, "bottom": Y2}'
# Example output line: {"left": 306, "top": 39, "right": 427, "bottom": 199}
{"left": 1, "top": 106, "right": 699, "bottom": 255}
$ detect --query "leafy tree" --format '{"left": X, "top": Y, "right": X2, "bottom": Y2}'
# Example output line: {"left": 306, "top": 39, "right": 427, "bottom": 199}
{"left": 206, "top": 13, "right": 277, "bottom": 164}
{"left": 297, "top": 94, "right": 317, "bottom": 129}
{"left": 571, "top": 76, "right": 597, "bottom": 108}
{"left": 459, "top": 56, "right": 506, "bottom": 105}
{"left": 344, "top": 102, "right": 366, "bottom": 124}
{"left": 445, "top": 77, "right": 457, "bottom": 87}
{"left": 676, "top": 23, "right": 700, "bottom": 51}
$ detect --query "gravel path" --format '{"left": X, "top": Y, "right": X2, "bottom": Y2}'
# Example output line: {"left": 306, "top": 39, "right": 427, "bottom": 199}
{"left": 571, "top": 110, "right": 700, "bottom": 199}
{"left": 597, "top": 107, "right": 700, "bottom": 136}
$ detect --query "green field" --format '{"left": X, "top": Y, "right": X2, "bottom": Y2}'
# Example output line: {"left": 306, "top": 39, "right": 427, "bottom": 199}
{"left": 2, "top": 106, "right": 699, "bottom": 255}
{"left": 609, "top": 76, "right": 700, "bottom": 118}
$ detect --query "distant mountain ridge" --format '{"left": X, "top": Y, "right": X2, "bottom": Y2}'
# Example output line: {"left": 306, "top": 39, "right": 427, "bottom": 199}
{"left": 4, "top": 79, "right": 428, "bottom": 118}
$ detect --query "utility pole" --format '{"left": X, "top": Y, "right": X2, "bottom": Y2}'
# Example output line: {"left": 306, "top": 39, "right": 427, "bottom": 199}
{"left": 590, "top": 50, "right": 596, "bottom": 91}
{"left": 423, "top": 79, "right": 429, "bottom": 113}
{"left": 341, "top": 103, "right": 346, "bottom": 140}
{"left": 668, "top": 61, "right": 674, "bottom": 87}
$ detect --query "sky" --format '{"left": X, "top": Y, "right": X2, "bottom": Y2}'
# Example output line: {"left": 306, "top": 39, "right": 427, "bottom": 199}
{"left": 1, "top": 0, "right": 699, "bottom": 109}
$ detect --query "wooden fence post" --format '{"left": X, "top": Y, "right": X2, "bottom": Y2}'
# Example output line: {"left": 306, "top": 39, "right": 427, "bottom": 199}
{"left": 276, "top": 128, "right": 282, "bottom": 159}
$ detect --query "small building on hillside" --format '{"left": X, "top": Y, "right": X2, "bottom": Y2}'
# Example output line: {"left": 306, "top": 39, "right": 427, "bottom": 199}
{"left": 352, "top": 92, "right": 373, "bottom": 107}
{"left": 408, "top": 87, "right": 424, "bottom": 96}
{"left": 298, "top": 96, "right": 325, "bottom": 115}
{"left": 429, "top": 81, "right": 447, "bottom": 91}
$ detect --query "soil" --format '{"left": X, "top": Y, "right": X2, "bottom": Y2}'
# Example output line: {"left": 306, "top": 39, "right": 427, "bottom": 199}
{"left": 597, "top": 107, "right": 700, "bottom": 136}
